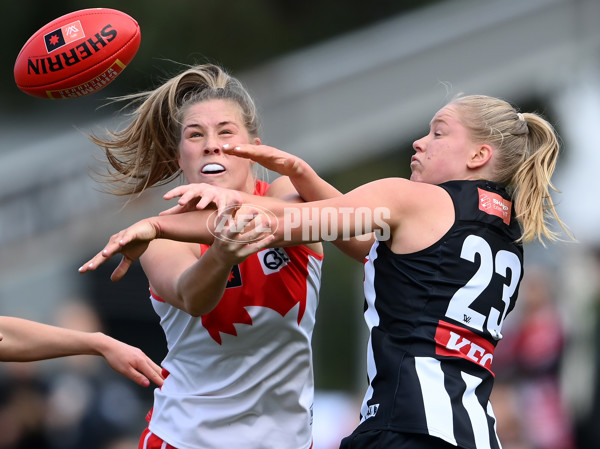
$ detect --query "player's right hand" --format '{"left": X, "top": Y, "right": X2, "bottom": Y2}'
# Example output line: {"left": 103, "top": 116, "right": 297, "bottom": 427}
{"left": 161, "top": 183, "right": 243, "bottom": 218}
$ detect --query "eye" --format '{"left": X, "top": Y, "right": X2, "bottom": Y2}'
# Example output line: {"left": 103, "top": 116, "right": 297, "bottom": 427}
{"left": 219, "top": 129, "right": 234, "bottom": 135}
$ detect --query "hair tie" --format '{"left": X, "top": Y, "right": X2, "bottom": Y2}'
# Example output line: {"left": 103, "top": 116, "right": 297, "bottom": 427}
{"left": 517, "top": 112, "right": 525, "bottom": 122}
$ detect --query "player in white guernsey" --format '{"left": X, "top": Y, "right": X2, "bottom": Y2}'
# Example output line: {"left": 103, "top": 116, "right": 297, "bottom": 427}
{"left": 81, "top": 64, "right": 323, "bottom": 449}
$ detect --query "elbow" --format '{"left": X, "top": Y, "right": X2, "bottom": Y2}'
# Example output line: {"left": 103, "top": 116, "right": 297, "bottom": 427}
{"left": 180, "top": 295, "right": 217, "bottom": 317}
{"left": 181, "top": 300, "right": 207, "bottom": 317}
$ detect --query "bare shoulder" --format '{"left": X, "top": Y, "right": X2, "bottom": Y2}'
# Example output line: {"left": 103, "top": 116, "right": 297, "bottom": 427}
{"left": 386, "top": 181, "right": 455, "bottom": 254}
{"left": 349, "top": 178, "right": 449, "bottom": 212}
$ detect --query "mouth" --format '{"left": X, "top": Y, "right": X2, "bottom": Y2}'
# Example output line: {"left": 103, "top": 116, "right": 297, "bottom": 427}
{"left": 201, "top": 163, "right": 226, "bottom": 175}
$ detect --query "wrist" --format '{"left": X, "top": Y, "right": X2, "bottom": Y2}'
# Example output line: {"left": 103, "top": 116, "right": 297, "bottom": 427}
{"left": 88, "top": 331, "right": 109, "bottom": 357}
{"left": 204, "top": 245, "right": 239, "bottom": 268}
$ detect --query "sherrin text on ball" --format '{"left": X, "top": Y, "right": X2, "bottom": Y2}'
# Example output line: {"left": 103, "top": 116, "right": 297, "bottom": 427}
{"left": 14, "top": 8, "right": 141, "bottom": 99}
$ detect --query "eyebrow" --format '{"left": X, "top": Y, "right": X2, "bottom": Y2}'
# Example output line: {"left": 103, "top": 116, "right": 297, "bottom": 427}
{"left": 429, "top": 116, "right": 452, "bottom": 127}
{"left": 184, "top": 120, "right": 238, "bottom": 131}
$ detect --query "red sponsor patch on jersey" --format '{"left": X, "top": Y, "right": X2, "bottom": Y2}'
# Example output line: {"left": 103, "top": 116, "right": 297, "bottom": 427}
{"left": 435, "top": 320, "right": 496, "bottom": 375}
{"left": 478, "top": 188, "right": 512, "bottom": 225}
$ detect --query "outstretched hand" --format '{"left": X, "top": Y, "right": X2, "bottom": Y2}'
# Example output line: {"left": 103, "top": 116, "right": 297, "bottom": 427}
{"left": 222, "top": 144, "right": 306, "bottom": 177}
{"left": 78, "top": 218, "right": 159, "bottom": 281}
{"left": 100, "top": 335, "right": 164, "bottom": 387}
{"left": 161, "top": 183, "right": 243, "bottom": 217}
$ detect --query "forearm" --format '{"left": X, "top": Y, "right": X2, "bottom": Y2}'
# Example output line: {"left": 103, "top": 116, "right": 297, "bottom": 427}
{"left": 176, "top": 248, "right": 233, "bottom": 316}
{"left": 0, "top": 316, "right": 104, "bottom": 361}
{"left": 285, "top": 161, "right": 373, "bottom": 260}
{"left": 150, "top": 211, "right": 216, "bottom": 244}
{"left": 288, "top": 159, "right": 343, "bottom": 201}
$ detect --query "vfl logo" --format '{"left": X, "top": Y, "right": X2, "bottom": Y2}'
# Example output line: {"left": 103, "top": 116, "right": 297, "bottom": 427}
{"left": 258, "top": 248, "right": 290, "bottom": 274}
{"left": 44, "top": 20, "right": 85, "bottom": 53}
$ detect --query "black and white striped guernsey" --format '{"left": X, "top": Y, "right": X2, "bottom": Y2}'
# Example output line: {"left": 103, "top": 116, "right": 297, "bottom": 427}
{"left": 355, "top": 180, "right": 524, "bottom": 449}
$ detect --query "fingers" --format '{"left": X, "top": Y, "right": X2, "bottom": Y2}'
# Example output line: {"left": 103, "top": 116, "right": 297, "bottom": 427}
{"left": 163, "top": 185, "right": 188, "bottom": 200}
{"left": 222, "top": 144, "right": 302, "bottom": 177}
{"left": 213, "top": 209, "right": 275, "bottom": 262}
{"left": 78, "top": 234, "right": 126, "bottom": 273}
{"left": 134, "top": 359, "right": 164, "bottom": 387}
{"left": 162, "top": 183, "right": 243, "bottom": 218}
{"left": 159, "top": 204, "right": 186, "bottom": 216}
{"left": 110, "top": 257, "right": 133, "bottom": 282}
{"left": 127, "top": 369, "right": 151, "bottom": 387}
{"left": 78, "top": 252, "right": 107, "bottom": 273}
{"left": 147, "top": 361, "right": 165, "bottom": 387}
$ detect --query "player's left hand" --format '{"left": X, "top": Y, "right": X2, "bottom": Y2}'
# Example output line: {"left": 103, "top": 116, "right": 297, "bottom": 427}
{"left": 78, "top": 218, "right": 159, "bottom": 281}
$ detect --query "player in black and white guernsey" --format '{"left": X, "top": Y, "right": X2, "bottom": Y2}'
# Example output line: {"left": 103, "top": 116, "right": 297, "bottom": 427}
{"left": 85, "top": 95, "right": 572, "bottom": 448}
{"left": 357, "top": 179, "right": 523, "bottom": 449}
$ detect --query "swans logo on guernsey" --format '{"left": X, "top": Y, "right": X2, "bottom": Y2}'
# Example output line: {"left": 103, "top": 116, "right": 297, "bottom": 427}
{"left": 478, "top": 188, "right": 511, "bottom": 225}
{"left": 435, "top": 320, "right": 496, "bottom": 375}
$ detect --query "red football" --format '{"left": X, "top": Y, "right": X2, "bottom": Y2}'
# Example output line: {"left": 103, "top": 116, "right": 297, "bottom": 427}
{"left": 14, "top": 8, "right": 141, "bottom": 99}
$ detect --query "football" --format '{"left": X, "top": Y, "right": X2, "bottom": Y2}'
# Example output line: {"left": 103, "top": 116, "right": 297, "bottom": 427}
{"left": 14, "top": 8, "right": 141, "bottom": 99}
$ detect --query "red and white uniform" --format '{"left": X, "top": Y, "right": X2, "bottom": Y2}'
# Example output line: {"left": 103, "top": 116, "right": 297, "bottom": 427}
{"left": 144, "top": 181, "right": 323, "bottom": 449}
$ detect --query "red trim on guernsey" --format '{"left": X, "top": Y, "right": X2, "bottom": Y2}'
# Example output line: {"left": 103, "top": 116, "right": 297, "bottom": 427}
{"left": 139, "top": 427, "right": 177, "bottom": 449}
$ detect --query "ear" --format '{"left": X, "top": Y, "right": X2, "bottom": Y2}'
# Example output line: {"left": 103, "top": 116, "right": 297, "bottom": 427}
{"left": 467, "top": 144, "right": 493, "bottom": 169}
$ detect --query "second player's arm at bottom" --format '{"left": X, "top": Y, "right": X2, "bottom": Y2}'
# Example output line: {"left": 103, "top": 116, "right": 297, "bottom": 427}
{"left": 0, "top": 316, "right": 164, "bottom": 387}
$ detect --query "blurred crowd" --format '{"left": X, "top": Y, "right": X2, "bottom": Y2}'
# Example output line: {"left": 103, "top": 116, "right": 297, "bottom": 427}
{"left": 1, "top": 246, "right": 600, "bottom": 449}
{"left": 491, "top": 246, "right": 600, "bottom": 449}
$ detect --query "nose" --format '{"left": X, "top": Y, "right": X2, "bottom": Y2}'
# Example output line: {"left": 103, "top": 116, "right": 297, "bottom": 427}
{"left": 203, "top": 146, "right": 221, "bottom": 155}
{"left": 412, "top": 137, "right": 425, "bottom": 152}
{"left": 203, "top": 137, "right": 221, "bottom": 155}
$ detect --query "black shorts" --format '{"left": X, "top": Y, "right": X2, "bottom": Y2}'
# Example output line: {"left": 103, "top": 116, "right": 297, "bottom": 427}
{"left": 339, "top": 430, "right": 458, "bottom": 449}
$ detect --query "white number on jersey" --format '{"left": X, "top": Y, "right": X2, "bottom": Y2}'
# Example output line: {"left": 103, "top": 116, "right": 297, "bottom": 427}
{"left": 445, "top": 235, "right": 521, "bottom": 340}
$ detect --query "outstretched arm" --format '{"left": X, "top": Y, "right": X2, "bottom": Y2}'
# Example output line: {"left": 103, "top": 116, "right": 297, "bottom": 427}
{"left": 0, "top": 316, "right": 164, "bottom": 387}
{"left": 165, "top": 144, "right": 374, "bottom": 261}
{"left": 223, "top": 144, "right": 342, "bottom": 203}
{"left": 79, "top": 206, "right": 274, "bottom": 282}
